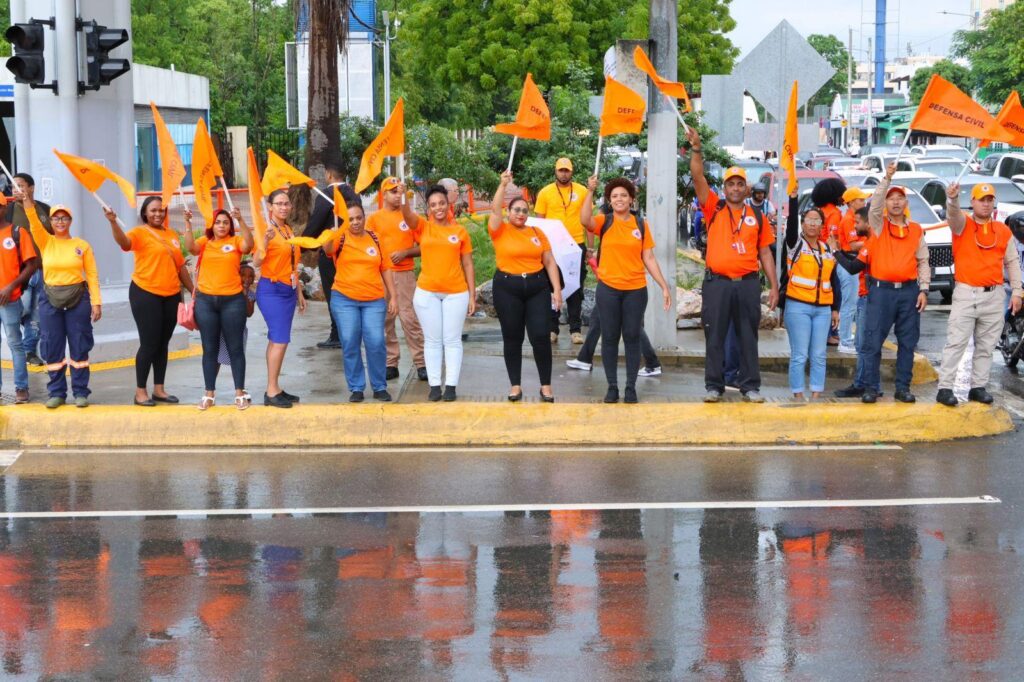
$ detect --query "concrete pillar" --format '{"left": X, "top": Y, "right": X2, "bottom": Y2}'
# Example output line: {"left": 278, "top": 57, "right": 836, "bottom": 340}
{"left": 644, "top": 0, "right": 678, "bottom": 348}
{"left": 10, "top": 0, "right": 31, "bottom": 172}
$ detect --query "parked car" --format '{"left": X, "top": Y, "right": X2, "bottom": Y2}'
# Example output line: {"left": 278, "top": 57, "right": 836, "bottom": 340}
{"left": 860, "top": 153, "right": 899, "bottom": 173}
{"left": 919, "top": 175, "right": 1024, "bottom": 224}
{"left": 991, "top": 152, "right": 1024, "bottom": 186}
{"left": 860, "top": 144, "right": 904, "bottom": 156}
{"left": 808, "top": 156, "right": 860, "bottom": 171}
{"left": 732, "top": 159, "right": 773, "bottom": 182}
{"left": 895, "top": 157, "right": 967, "bottom": 180}
{"left": 910, "top": 144, "right": 976, "bottom": 168}
{"left": 977, "top": 152, "right": 1004, "bottom": 176}
{"left": 834, "top": 169, "right": 877, "bottom": 188}
{"left": 863, "top": 171, "right": 941, "bottom": 197}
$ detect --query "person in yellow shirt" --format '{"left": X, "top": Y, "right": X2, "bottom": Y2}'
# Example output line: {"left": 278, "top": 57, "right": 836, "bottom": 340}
{"left": 534, "top": 158, "right": 591, "bottom": 345}
{"left": 20, "top": 194, "right": 101, "bottom": 409}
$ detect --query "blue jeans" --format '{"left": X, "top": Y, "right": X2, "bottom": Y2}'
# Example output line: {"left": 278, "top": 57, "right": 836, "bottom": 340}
{"left": 837, "top": 267, "right": 858, "bottom": 347}
{"left": 330, "top": 291, "right": 387, "bottom": 393}
{"left": 1, "top": 300, "right": 28, "bottom": 390}
{"left": 853, "top": 296, "right": 869, "bottom": 389}
{"left": 20, "top": 269, "right": 41, "bottom": 355}
{"left": 784, "top": 299, "right": 831, "bottom": 393}
{"left": 195, "top": 292, "right": 247, "bottom": 391}
{"left": 862, "top": 283, "right": 920, "bottom": 392}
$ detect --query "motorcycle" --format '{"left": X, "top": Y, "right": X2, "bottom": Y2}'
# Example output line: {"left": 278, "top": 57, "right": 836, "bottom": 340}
{"left": 1002, "top": 211, "right": 1024, "bottom": 371}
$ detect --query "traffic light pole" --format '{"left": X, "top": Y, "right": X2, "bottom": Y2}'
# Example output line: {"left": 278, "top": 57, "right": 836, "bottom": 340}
{"left": 55, "top": 0, "right": 81, "bottom": 215}
{"left": 10, "top": 0, "right": 32, "bottom": 171}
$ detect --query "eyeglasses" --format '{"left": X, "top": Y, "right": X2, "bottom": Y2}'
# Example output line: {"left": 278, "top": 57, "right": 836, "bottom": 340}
{"left": 509, "top": 207, "right": 530, "bottom": 215}
{"left": 802, "top": 218, "right": 823, "bottom": 226}
{"left": 51, "top": 215, "right": 71, "bottom": 223}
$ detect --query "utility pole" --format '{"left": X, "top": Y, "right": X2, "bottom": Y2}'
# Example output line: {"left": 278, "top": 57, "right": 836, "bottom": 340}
{"left": 867, "top": 36, "right": 874, "bottom": 146}
{"left": 847, "top": 27, "right": 853, "bottom": 151}
{"left": 645, "top": 0, "right": 678, "bottom": 348}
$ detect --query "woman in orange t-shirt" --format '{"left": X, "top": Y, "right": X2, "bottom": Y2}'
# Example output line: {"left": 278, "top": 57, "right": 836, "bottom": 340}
{"left": 253, "top": 188, "right": 307, "bottom": 408}
{"left": 398, "top": 182, "right": 475, "bottom": 402}
{"left": 183, "top": 206, "right": 254, "bottom": 410}
{"left": 488, "top": 170, "right": 562, "bottom": 402}
{"left": 323, "top": 202, "right": 398, "bottom": 402}
{"left": 104, "top": 196, "right": 193, "bottom": 407}
{"left": 580, "top": 176, "right": 671, "bottom": 404}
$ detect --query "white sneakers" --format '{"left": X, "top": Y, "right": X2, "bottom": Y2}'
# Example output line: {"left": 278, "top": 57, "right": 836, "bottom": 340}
{"left": 837, "top": 343, "right": 857, "bottom": 355}
{"left": 566, "top": 359, "right": 592, "bottom": 371}
{"left": 638, "top": 366, "right": 662, "bottom": 377}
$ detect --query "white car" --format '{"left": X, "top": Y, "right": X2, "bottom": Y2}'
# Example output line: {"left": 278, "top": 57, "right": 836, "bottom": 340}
{"left": 911, "top": 144, "right": 978, "bottom": 170}
{"left": 896, "top": 157, "right": 967, "bottom": 180}
{"left": 919, "top": 175, "right": 1024, "bottom": 224}
{"left": 863, "top": 171, "right": 941, "bottom": 197}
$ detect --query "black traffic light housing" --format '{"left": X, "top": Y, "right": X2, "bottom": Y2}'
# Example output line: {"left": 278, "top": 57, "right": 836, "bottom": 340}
{"left": 79, "top": 19, "right": 130, "bottom": 93}
{"left": 4, "top": 17, "right": 57, "bottom": 92}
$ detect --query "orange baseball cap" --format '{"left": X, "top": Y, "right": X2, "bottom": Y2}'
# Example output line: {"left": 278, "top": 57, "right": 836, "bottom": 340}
{"left": 885, "top": 185, "right": 906, "bottom": 197}
{"left": 971, "top": 183, "right": 996, "bottom": 200}
{"left": 380, "top": 177, "right": 401, "bottom": 191}
{"left": 49, "top": 204, "right": 73, "bottom": 219}
{"left": 842, "top": 187, "right": 870, "bottom": 202}
{"left": 555, "top": 158, "right": 573, "bottom": 171}
{"left": 723, "top": 166, "right": 747, "bottom": 182}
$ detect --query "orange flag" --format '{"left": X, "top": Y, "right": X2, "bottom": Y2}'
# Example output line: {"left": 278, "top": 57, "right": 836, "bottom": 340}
{"left": 286, "top": 185, "right": 350, "bottom": 249}
{"left": 910, "top": 74, "right": 1014, "bottom": 142}
{"left": 191, "top": 118, "right": 223, "bottom": 225}
{"left": 494, "top": 73, "right": 551, "bottom": 140}
{"left": 261, "top": 150, "right": 316, "bottom": 196}
{"left": 150, "top": 102, "right": 187, "bottom": 206}
{"left": 54, "top": 149, "right": 136, "bottom": 207}
{"left": 633, "top": 47, "right": 692, "bottom": 112}
{"left": 599, "top": 76, "right": 646, "bottom": 137}
{"left": 333, "top": 185, "right": 350, "bottom": 226}
{"left": 246, "top": 147, "right": 268, "bottom": 256}
{"left": 781, "top": 81, "right": 799, "bottom": 196}
{"left": 355, "top": 98, "right": 405, "bottom": 193}
{"left": 981, "top": 91, "right": 1024, "bottom": 148}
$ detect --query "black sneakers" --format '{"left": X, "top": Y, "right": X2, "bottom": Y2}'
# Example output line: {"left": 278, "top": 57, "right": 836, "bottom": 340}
{"left": 936, "top": 388, "right": 958, "bottom": 407}
{"left": 834, "top": 384, "right": 865, "bottom": 398}
{"left": 428, "top": 386, "right": 443, "bottom": 402}
{"left": 894, "top": 389, "right": 916, "bottom": 403}
{"left": 373, "top": 390, "right": 392, "bottom": 402}
{"left": 967, "top": 387, "right": 994, "bottom": 404}
{"left": 442, "top": 386, "right": 457, "bottom": 402}
{"left": 385, "top": 367, "right": 399, "bottom": 380}
{"left": 264, "top": 392, "right": 292, "bottom": 408}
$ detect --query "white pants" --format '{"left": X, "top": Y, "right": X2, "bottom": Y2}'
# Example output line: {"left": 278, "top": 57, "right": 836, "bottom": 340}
{"left": 938, "top": 285, "right": 1005, "bottom": 390}
{"left": 413, "top": 287, "right": 469, "bottom": 387}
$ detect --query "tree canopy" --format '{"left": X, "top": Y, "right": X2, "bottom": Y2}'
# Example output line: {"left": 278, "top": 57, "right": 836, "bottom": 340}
{"left": 806, "top": 34, "right": 849, "bottom": 109}
{"left": 952, "top": 1, "right": 1024, "bottom": 106}
{"left": 908, "top": 59, "right": 972, "bottom": 105}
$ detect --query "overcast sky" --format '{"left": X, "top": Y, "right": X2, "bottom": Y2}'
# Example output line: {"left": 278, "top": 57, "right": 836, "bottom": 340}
{"left": 725, "top": 0, "right": 976, "bottom": 61}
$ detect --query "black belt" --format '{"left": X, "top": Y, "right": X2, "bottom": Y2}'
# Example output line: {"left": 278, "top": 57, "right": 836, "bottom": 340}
{"left": 705, "top": 271, "right": 758, "bottom": 282}
{"left": 496, "top": 268, "right": 546, "bottom": 279}
{"left": 870, "top": 278, "right": 917, "bottom": 289}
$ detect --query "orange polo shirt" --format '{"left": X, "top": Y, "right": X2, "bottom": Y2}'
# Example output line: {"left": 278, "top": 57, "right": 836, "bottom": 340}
{"left": 589, "top": 213, "right": 654, "bottom": 291}
{"left": 821, "top": 203, "right": 843, "bottom": 241}
{"left": 367, "top": 208, "right": 416, "bottom": 272}
{"left": 195, "top": 235, "right": 246, "bottom": 296}
{"left": 952, "top": 217, "right": 1012, "bottom": 287}
{"left": 490, "top": 222, "right": 550, "bottom": 274}
{"left": 701, "top": 191, "right": 774, "bottom": 279}
{"left": 0, "top": 224, "right": 39, "bottom": 301}
{"left": 125, "top": 225, "right": 185, "bottom": 296}
{"left": 870, "top": 219, "right": 923, "bottom": 283}
{"left": 261, "top": 221, "right": 299, "bottom": 285}
{"left": 838, "top": 210, "right": 859, "bottom": 251}
{"left": 331, "top": 230, "right": 391, "bottom": 301}
{"left": 412, "top": 217, "right": 472, "bottom": 294}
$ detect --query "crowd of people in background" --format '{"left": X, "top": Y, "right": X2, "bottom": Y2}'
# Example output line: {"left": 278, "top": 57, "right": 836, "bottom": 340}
{"left": 0, "top": 141, "right": 1020, "bottom": 410}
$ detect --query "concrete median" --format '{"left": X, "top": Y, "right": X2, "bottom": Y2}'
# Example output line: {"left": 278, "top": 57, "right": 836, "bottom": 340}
{"left": 0, "top": 400, "right": 1010, "bottom": 448}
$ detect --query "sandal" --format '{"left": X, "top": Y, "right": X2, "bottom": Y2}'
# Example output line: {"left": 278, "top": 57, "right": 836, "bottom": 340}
{"left": 235, "top": 395, "right": 249, "bottom": 411}
{"left": 198, "top": 395, "right": 215, "bottom": 411}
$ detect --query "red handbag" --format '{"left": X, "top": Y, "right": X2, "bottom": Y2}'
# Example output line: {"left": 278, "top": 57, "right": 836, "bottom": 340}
{"left": 178, "top": 249, "right": 202, "bottom": 331}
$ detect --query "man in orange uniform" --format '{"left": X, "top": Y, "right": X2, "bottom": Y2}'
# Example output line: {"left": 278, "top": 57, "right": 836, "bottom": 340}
{"left": 0, "top": 207, "right": 39, "bottom": 403}
{"left": 835, "top": 187, "right": 870, "bottom": 354}
{"left": 368, "top": 177, "right": 426, "bottom": 382}
{"left": 687, "top": 128, "right": 779, "bottom": 403}
{"left": 861, "top": 163, "right": 930, "bottom": 403}
{"left": 936, "top": 182, "right": 1023, "bottom": 406}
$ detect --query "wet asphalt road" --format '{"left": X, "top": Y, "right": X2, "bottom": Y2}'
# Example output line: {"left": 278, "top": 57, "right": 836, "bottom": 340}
{"left": 0, "top": 434, "right": 1022, "bottom": 680}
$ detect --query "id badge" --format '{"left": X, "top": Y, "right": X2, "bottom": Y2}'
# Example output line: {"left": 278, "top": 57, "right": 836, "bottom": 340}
{"left": 290, "top": 272, "right": 298, "bottom": 289}
{"left": 732, "top": 241, "right": 747, "bottom": 254}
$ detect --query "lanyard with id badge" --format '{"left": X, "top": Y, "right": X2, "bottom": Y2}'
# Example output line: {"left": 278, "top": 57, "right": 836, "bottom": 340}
{"left": 728, "top": 205, "right": 751, "bottom": 255}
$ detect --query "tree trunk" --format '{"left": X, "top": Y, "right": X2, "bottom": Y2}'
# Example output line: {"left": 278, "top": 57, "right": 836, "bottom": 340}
{"left": 305, "top": 0, "right": 347, "bottom": 182}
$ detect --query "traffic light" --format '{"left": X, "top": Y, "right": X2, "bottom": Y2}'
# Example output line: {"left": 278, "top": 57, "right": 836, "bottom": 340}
{"left": 80, "top": 21, "right": 130, "bottom": 92}
{"left": 5, "top": 18, "right": 56, "bottom": 91}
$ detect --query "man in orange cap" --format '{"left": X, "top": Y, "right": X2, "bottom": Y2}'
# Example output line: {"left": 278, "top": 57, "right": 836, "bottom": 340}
{"left": 687, "top": 128, "right": 779, "bottom": 403}
{"left": 860, "top": 163, "right": 930, "bottom": 403}
{"left": 368, "top": 176, "right": 426, "bottom": 381}
{"left": 836, "top": 186, "right": 871, "bottom": 353}
{"left": 936, "top": 182, "right": 1022, "bottom": 406}
{"left": 535, "top": 157, "right": 590, "bottom": 345}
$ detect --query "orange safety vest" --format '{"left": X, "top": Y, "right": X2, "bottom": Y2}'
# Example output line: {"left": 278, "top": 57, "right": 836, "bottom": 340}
{"left": 786, "top": 238, "right": 835, "bottom": 305}
{"left": 952, "top": 216, "right": 1012, "bottom": 288}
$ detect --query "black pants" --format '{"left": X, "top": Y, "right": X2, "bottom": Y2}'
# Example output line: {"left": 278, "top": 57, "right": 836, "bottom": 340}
{"left": 550, "top": 242, "right": 587, "bottom": 334}
{"left": 129, "top": 282, "right": 181, "bottom": 389}
{"left": 702, "top": 276, "right": 762, "bottom": 393}
{"left": 595, "top": 282, "right": 648, "bottom": 389}
{"left": 493, "top": 271, "right": 553, "bottom": 385}
{"left": 195, "top": 291, "right": 247, "bottom": 391}
{"left": 577, "top": 297, "right": 660, "bottom": 367}
{"left": 318, "top": 251, "right": 339, "bottom": 341}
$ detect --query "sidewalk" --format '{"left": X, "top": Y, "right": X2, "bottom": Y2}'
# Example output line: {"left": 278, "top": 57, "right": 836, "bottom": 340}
{"left": 0, "top": 301, "right": 1010, "bottom": 447}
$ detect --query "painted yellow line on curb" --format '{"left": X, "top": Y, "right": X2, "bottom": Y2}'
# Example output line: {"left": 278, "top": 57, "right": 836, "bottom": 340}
{"left": 0, "top": 401, "right": 1009, "bottom": 447}
{"left": 1, "top": 344, "right": 203, "bottom": 374}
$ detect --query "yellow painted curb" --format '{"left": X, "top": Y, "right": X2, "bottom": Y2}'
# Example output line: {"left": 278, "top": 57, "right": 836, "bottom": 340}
{"left": 0, "top": 401, "right": 1010, "bottom": 448}
{"left": 1, "top": 344, "right": 203, "bottom": 374}
{"left": 881, "top": 341, "right": 938, "bottom": 385}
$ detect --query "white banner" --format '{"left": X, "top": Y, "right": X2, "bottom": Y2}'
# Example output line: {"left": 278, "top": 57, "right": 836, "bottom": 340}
{"left": 526, "top": 217, "right": 581, "bottom": 301}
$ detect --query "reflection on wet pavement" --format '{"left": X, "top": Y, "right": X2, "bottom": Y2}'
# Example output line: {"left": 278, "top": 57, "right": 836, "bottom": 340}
{"left": 0, "top": 504, "right": 1015, "bottom": 679}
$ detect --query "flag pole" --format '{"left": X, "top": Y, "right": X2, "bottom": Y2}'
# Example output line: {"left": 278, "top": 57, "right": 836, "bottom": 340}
{"left": 506, "top": 136, "right": 518, "bottom": 172}
{"left": 218, "top": 176, "right": 236, "bottom": 213}
{"left": 89, "top": 191, "right": 128, "bottom": 229}
{"left": 893, "top": 128, "right": 913, "bottom": 166}
{"left": 594, "top": 136, "right": 604, "bottom": 177}
{"left": 399, "top": 153, "right": 406, "bottom": 205}
{"left": 313, "top": 186, "right": 335, "bottom": 205}
{"left": 662, "top": 94, "right": 690, "bottom": 133}
{"left": 953, "top": 146, "right": 980, "bottom": 184}
{"left": 0, "top": 158, "right": 16, "bottom": 187}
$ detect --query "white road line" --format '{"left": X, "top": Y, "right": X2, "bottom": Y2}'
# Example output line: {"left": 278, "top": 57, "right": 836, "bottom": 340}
{"left": 0, "top": 495, "right": 999, "bottom": 519}
{"left": 23, "top": 444, "right": 903, "bottom": 455}
{"left": 0, "top": 450, "right": 22, "bottom": 469}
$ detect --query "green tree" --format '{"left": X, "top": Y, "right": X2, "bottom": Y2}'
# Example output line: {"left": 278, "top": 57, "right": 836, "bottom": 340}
{"left": 806, "top": 34, "right": 849, "bottom": 109}
{"left": 132, "top": 0, "right": 293, "bottom": 131}
{"left": 952, "top": 2, "right": 1024, "bottom": 105}
{"left": 622, "top": 0, "right": 737, "bottom": 84}
{"left": 909, "top": 59, "right": 972, "bottom": 104}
